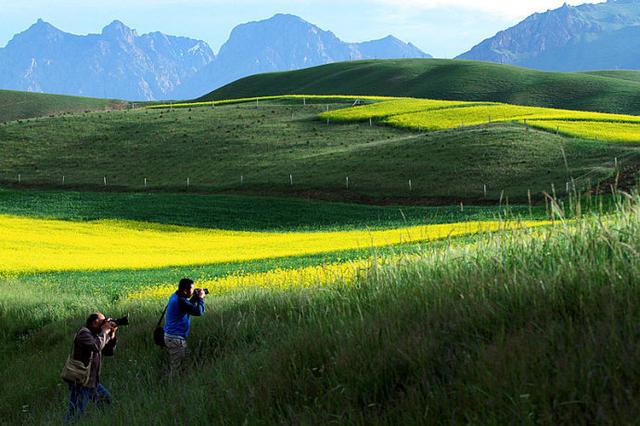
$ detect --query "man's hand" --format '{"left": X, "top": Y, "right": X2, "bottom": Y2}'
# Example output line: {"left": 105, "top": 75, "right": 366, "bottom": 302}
{"left": 196, "top": 288, "right": 206, "bottom": 299}
{"left": 101, "top": 320, "right": 115, "bottom": 334}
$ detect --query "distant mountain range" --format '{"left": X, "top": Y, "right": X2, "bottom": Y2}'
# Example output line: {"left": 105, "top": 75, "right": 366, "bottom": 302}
{"left": 0, "top": 14, "right": 430, "bottom": 101}
{"left": 5, "top": 1, "right": 640, "bottom": 101}
{"left": 0, "top": 19, "right": 215, "bottom": 101}
{"left": 458, "top": 0, "right": 640, "bottom": 72}
{"left": 176, "top": 14, "right": 429, "bottom": 99}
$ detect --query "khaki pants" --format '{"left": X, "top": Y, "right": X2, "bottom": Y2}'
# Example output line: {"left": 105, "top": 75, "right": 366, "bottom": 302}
{"left": 164, "top": 334, "right": 187, "bottom": 374}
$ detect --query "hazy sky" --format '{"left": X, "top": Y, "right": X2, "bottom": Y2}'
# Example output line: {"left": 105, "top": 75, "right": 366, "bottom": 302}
{"left": 0, "top": 0, "right": 604, "bottom": 58}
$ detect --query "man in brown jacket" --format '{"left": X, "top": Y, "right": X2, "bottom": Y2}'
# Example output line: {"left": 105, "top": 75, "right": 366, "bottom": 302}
{"left": 65, "top": 312, "right": 117, "bottom": 422}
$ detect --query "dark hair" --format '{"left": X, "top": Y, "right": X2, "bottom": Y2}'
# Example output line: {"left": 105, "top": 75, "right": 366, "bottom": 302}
{"left": 86, "top": 313, "right": 101, "bottom": 328}
{"left": 178, "top": 278, "right": 194, "bottom": 293}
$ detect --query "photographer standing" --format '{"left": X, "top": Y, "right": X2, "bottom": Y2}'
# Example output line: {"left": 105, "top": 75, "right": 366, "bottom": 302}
{"left": 163, "top": 278, "right": 205, "bottom": 374}
{"left": 64, "top": 312, "right": 117, "bottom": 422}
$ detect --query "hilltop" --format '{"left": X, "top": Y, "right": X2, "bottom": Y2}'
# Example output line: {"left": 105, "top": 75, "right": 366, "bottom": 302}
{"left": 585, "top": 70, "right": 640, "bottom": 83}
{"left": 0, "top": 89, "right": 126, "bottom": 122}
{"left": 201, "top": 59, "right": 640, "bottom": 116}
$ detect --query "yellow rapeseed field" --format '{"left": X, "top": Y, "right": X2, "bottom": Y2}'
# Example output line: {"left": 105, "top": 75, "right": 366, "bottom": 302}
{"left": 129, "top": 259, "right": 374, "bottom": 300}
{"left": 382, "top": 104, "right": 543, "bottom": 130}
{"left": 0, "top": 215, "right": 549, "bottom": 273}
{"left": 527, "top": 120, "right": 640, "bottom": 143}
{"left": 320, "top": 97, "right": 640, "bottom": 142}
{"left": 129, "top": 232, "right": 522, "bottom": 300}
{"left": 319, "top": 99, "right": 495, "bottom": 121}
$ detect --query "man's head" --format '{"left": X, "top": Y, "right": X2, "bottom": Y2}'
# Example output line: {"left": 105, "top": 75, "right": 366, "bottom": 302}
{"left": 178, "top": 278, "right": 195, "bottom": 297}
{"left": 86, "top": 312, "right": 106, "bottom": 333}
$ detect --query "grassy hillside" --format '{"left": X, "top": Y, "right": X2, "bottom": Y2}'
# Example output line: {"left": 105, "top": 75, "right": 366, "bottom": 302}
{"left": 200, "top": 59, "right": 640, "bottom": 115}
{"left": 0, "top": 189, "right": 547, "bottom": 231}
{"left": 0, "top": 98, "right": 635, "bottom": 202}
{"left": 319, "top": 97, "right": 640, "bottom": 143}
{"left": 584, "top": 70, "right": 640, "bottom": 83}
{"left": 2, "top": 198, "right": 639, "bottom": 424}
{"left": 0, "top": 89, "right": 127, "bottom": 123}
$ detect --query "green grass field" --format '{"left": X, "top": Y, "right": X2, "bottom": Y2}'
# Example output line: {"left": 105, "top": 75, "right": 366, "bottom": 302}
{"left": 0, "top": 98, "right": 635, "bottom": 202}
{"left": 0, "top": 89, "right": 127, "bottom": 123}
{"left": 584, "top": 70, "right": 640, "bottom": 83}
{"left": 0, "top": 188, "right": 549, "bottom": 231}
{"left": 2, "top": 61, "right": 640, "bottom": 424}
{"left": 202, "top": 59, "right": 640, "bottom": 115}
{"left": 2, "top": 195, "right": 639, "bottom": 424}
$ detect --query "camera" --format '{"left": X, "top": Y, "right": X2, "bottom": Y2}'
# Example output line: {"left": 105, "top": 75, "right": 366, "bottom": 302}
{"left": 195, "top": 288, "right": 209, "bottom": 295}
{"left": 107, "top": 315, "right": 129, "bottom": 327}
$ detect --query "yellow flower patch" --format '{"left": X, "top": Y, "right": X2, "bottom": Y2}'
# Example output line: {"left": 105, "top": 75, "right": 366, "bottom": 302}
{"left": 0, "top": 215, "right": 549, "bottom": 273}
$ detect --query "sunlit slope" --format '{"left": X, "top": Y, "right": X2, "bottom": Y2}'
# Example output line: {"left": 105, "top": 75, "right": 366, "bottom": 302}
{"left": 320, "top": 97, "right": 640, "bottom": 142}
{"left": 0, "top": 89, "right": 126, "bottom": 122}
{"left": 200, "top": 59, "right": 640, "bottom": 115}
{"left": 0, "top": 99, "right": 636, "bottom": 200}
{"left": 0, "top": 215, "right": 548, "bottom": 273}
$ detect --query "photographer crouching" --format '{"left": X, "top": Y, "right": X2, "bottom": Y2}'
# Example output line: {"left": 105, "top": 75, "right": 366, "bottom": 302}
{"left": 61, "top": 312, "right": 127, "bottom": 423}
{"left": 162, "top": 278, "right": 206, "bottom": 375}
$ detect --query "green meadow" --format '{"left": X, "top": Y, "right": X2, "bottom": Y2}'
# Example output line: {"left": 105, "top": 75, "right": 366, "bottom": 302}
{"left": 0, "top": 98, "right": 635, "bottom": 203}
{"left": 1, "top": 57, "right": 640, "bottom": 424}
{"left": 1, "top": 194, "right": 640, "bottom": 424}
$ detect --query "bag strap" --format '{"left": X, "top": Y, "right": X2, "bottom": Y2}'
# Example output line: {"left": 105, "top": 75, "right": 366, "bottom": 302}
{"left": 156, "top": 304, "right": 169, "bottom": 328}
{"left": 69, "top": 327, "right": 83, "bottom": 357}
{"left": 69, "top": 328, "right": 95, "bottom": 365}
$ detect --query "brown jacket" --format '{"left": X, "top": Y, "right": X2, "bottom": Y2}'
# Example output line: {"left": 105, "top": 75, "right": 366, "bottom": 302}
{"left": 71, "top": 327, "right": 116, "bottom": 389}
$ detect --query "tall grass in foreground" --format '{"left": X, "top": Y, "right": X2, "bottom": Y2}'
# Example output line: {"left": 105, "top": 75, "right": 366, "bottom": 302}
{"left": 2, "top": 196, "right": 640, "bottom": 424}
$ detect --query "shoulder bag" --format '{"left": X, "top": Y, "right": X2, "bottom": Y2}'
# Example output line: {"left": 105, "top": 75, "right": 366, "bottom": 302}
{"left": 60, "top": 335, "right": 94, "bottom": 386}
{"left": 153, "top": 305, "right": 168, "bottom": 347}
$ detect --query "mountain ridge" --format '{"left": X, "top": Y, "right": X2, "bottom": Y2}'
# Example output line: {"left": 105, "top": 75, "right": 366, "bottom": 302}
{"left": 0, "top": 15, "right": 429, "bottom": 100}
{"left": 0, "top": 19, "right": 215, "bottom": 100}
{"left": 457, "top": 0, "right": 640, "bottom": 71}
{"left": 172, "top": 14, "right": 431, "bottom": 98}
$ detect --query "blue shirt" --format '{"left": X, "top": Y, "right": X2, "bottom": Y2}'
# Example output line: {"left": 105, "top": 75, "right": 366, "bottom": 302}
{"left": 163, "top": 292, "right": 205, "bottom": 338}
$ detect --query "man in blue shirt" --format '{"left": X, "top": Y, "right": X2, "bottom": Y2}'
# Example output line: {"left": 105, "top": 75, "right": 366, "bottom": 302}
{"left": 163, "top": 278, "right": 205, "bottom": 374}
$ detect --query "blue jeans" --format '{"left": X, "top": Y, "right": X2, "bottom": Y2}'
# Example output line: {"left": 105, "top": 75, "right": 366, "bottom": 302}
{"left": 65, "top": 383, "right": 111, "bottom": 422}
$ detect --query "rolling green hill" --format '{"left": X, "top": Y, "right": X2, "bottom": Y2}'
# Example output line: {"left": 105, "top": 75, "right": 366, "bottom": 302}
{"left": 0, "top": 89, "right": 127, "bottom": 123}
{"left": 200, "top": 59, "right": 640, "bottom": 115}
{"left": 0, "top": 98, "right": 635, "bottom": 203}
{"left": 583, "top": 70, "right": 640, "bottom": 83}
